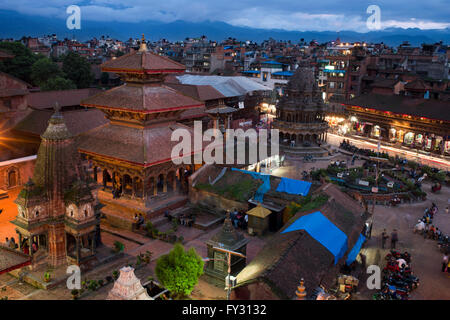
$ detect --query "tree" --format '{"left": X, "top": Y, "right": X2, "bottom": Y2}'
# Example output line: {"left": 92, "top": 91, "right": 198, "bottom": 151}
{"left": 31, "top": 57, "right": 62, "bottom": 87}
{"left": 155, "top": 243, "right": 204, "bottom": 298}
{"left": 40, "top": 76, "right": 76, "bottom": 91}
{"left": 0, "top": 41, "right": 40, "bottom": 84}
{"left": 62, "top": 52, "right": 93, "bottom": 88}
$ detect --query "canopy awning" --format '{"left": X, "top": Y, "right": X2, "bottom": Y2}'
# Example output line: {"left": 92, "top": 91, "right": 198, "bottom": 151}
{"left": 345, "top": 234, "right": 366, "bottom": 265}
{"left": 276, "top": 177, "right": 311, "bottom": 196}
{"left": 282, "top": 211, "right": 348, "bottom": 265}
{"left": 247, "top": 205, "right": 271, "bottom": 218}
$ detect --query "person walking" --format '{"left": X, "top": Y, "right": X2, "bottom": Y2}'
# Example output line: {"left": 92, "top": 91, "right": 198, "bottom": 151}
{"left": 9, "top": 237, "right": 16, "bottom": 249}
{"left": 391, "top": 229, "right": 398, "bottom": 249}
{"left": 442, "top": 253, "right": 449, "bottom": 272}
{"left": 381, "top": 229, "right": 389, "bottom": 249}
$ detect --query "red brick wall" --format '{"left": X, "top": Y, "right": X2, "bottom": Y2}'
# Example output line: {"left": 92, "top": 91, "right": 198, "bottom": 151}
{"left": 0, "top": 158, "right": 35, "bottom": 190}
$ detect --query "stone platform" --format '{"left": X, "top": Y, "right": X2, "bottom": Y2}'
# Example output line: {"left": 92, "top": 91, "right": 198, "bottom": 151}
{"left": 98, "top": 190, "right": 188, "bottom": 231}
{"left": 7, "top": 244, "right": 124, "bottom": 290}
{"left": 281, "top": 143, "right": 331, "bottom": 158}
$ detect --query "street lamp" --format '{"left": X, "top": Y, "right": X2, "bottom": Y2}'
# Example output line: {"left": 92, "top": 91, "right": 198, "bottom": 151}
{"left": 203, "top": 247, "right": 246, "bottom": 300}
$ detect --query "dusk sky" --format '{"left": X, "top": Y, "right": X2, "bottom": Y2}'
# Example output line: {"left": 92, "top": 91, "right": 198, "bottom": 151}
{"left": 0, "top": 0, "right": 449, "bottom": 32}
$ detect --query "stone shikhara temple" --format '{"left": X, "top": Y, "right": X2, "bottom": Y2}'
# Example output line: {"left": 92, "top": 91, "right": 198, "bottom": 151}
{"left": 78, "top": 35, "right": 204, "bottom": 220}
{"left": 12, "top": 106, "right": 100, "bottom": 267}
{"left": 273, "top": 60, "right": 330, "bottom": 157}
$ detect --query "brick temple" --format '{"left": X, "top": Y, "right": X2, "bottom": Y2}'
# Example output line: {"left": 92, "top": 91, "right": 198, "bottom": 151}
{"left": 11, "top": 106, "right": 100, "bottom": 267}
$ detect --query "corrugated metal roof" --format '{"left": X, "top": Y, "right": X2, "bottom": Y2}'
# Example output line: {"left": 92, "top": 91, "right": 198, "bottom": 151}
{"left": 176, "top": 75, "right": 272, "bottom": 97}
{"left": 272, "top": 71, "right": 294, "bottom": 76}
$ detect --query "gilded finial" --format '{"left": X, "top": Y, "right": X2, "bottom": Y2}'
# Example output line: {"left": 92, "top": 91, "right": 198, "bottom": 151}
{"left": 139, "top": 33, "right": 148, "bottom": 52}
{"left": 295, "top": 278, "right": 307, "bottom": 300}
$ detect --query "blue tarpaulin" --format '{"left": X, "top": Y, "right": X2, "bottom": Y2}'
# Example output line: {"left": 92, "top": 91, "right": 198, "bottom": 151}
{"left": 231, "top": 168, "right": 271, "bottom": 203}
{"left": 276, "top": 177, "right": 311, "bottom": 196}
{"left": 345, "top": 233, "right": 366, "bottom": 266}
{"left": 282, "top": 211, "right": 348, "bottom": 264}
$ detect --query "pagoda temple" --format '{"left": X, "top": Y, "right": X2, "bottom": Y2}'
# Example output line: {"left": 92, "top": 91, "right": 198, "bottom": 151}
{"left": 11, "top": 106, "right": 100, "bottom": 267}
{"left": 78, "top": 35, "right": 204, "bottom": 221}
{"left": 273, "top": 61, "right": 330, "bottom": 157}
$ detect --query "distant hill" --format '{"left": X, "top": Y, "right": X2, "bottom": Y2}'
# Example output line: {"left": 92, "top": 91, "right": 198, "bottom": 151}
{"left": 0, "top": 10, "right": 449, "bottom": 45}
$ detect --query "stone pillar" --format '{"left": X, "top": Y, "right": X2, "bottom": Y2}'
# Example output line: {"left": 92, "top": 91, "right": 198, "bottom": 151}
{"left": 163, "top": 174, "right": 167, "bottom": 193}
{"left": 17, "top": 231, "right": 22, "bottom": 250}
{"left": 153, "top": 178, "right": 157, "bottom": 196}
{"left": 131, "top": 178, "right": 136, "bottom": 198}
{"left": 431, "top": 137, "right": 436, "bottom": 153}
{"left": 90, "top": 233, "right": 95, "bottom": 255}
{"left": 28, "top": 236, "right": 33, "bottom": 258}
{"left": 76, "top": 236, "right": 80, "bottom": 264}
{"left": 65, "top": 233, "right": 68, "bottom": 256}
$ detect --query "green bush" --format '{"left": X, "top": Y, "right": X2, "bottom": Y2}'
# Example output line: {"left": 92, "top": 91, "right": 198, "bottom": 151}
{"left": 155, "top": 243, "right": 204, "bottom": 299}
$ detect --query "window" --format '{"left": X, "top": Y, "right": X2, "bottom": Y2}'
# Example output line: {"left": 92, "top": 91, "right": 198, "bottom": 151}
{"left": 329, "top": 82, "right": 335, "bottom": 88}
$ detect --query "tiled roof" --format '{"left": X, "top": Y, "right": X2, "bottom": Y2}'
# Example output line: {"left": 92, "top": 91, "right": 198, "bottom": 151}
{"left": 0, "top": 245, "right": 31, "bottom": 275}
{"left": 235, "top": 184, "right": 366, "bottom": 299}
{"left": 345, "top": 93, "right": 450, "bottom": 122}
{"left": 81, "top": 84, "right": 203, "bottom": 113}
{"left": 13, "top": 108, "right": 108, "bottom": 137}
{"left": 28, "top": 88, "right": 101, "bottom": 109}
{"left": 78, "top": 122, "right": 201, "bottom": 166}
{"left": 0, "top": 88, "right": 29, "bottom": 98}
{"left": 370, "top": 79, "right": 400, "bottom": 88}
{"left": 101, "top": 49, "right": 185, "bottom": 74}
{"left": 165, "top": 83, "right": 225, "bottom": 101}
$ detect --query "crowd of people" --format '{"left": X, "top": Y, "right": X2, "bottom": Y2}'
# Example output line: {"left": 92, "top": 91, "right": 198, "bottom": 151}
{"left": 413, "top": 202, "right": 450, "bottom": 273}
{"left": 230, "top": 209, "right": 248, "bottom": 230}
{"left": 3, "top": 236, "right": 17, "bottom": 249}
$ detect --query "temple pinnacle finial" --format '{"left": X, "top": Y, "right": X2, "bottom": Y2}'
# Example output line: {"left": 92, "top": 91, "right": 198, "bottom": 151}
{"left": 54, "top": 101, "right": 61, "bottom": 114}
{"left": 295, "top": 278, "right": 307, "bottom": 300}
{"left": 139, "top": 33, "right": 148, "bottom": 52}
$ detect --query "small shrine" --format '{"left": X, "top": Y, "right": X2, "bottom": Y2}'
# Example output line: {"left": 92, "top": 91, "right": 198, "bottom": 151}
{"left": 205, "top": 213, "right": 249, "bottom": 285}
{"left": 11, "top": 107, "right": 100, "bottom": 267}
{"left": 246, "top": 204, "right": 272, "bottom": 236}
{"left": 107, "top": 266, "right": 152, "bottom": 300}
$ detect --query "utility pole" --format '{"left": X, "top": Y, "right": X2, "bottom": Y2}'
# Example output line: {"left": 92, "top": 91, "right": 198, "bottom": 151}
{"left": 211, "top": 247, "right": 246, "bottom": 300}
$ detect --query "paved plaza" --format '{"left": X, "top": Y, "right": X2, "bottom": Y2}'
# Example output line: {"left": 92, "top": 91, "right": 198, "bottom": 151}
{"left": 0, "top": 141, "right": 448, "bottom": 300}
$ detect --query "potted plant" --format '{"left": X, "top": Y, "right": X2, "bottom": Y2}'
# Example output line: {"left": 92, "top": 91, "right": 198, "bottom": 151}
{"left": 98, "top": 279, "right": 104, "bottom": 287}
{"left": 71, "top": 289, "right": 79, "bottom": 300}
{"left": 44, "top": 271, "right": 51, "bottom": 283}
{"left": 112, "top": 270, "right": 119, "bottom": 280}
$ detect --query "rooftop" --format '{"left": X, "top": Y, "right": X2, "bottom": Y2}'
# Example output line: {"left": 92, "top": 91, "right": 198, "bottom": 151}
{"left": 176, "top": 75, "right": 271, "bottom": 97}
{"left": 345, "top": 93, "right": 450, "bottom": 122}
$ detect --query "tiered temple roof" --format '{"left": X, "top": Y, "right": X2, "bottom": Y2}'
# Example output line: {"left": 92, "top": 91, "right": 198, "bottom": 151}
{"left": 79, "top": 35, "right": 204, "bottom": 167}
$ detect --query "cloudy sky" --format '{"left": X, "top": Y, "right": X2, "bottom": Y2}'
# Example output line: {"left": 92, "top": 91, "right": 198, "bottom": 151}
{"left": 0, "top": 0, "right": 449, "bottom": 32}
